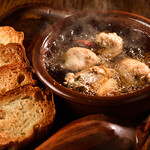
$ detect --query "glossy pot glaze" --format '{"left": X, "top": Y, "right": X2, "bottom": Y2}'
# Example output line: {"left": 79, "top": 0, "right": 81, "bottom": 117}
{"left": 32, "top": 10, "right": 150, "bottom": 118}
{"left": 36, "top": 114, "right": 136, "bottom": 150}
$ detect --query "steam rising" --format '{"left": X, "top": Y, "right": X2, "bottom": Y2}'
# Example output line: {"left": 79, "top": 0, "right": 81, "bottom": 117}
{"left": 43, "top": 12, "right": 150, "bottom": 95}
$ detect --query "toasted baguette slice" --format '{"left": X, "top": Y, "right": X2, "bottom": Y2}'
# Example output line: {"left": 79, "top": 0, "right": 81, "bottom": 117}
{"left": 0, "top": 43, "right": 29, "bottom": 67}
{"left": 0, "top": 85, "right": 56, "bottom": 150}
{"left": 0, "top": 26, "right": 24, "bottom": 45}
{"left": 0, "top": 63, "right": 36, "bottom": 94}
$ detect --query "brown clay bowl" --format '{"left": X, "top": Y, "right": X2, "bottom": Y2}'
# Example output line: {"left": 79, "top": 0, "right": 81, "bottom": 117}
{"left": 32, "top": 10, "right": 150, "bottom": 118}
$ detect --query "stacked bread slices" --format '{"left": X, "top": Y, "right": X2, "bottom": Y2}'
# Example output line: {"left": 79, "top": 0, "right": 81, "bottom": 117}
{"left": 0, "top": 26, "right": 55, "bottom": 150}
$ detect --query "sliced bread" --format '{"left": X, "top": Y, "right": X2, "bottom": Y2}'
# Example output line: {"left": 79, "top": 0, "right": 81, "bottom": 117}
{"left": 0, "top": 85, "right": 56, "bottom": 150}
{"left": 0, "top": 26, "right": 24, "bottom": 45}
{"left": 0, "top": 63, "right": 36, "bottom": 94}
{"left": 0, "top": 43, "right": 29, "bottom": 67}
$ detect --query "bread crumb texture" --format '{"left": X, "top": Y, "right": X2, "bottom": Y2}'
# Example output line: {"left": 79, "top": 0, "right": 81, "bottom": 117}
{"left": 0, "top": 86, "right": 55, "bottom": 150}
{"left": 0, "top": 43, "right": 29, "bottom": 67}
{"left": 0, "top": 26, "right": 55, "bottom": 150}
{"left": 0, "top": 63, "right": 36, "bottom": 94}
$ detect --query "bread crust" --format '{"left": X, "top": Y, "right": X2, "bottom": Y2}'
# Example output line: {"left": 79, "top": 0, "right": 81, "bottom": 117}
{"left": 0, "top": 85, "right": 56, "bottom": 150}
{"left": 0, "top": 26, "right": 24, "bottom": 45}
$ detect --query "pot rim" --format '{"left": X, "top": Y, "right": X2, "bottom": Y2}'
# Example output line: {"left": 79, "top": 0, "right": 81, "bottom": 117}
{"left": 32, "top": 10, "right": 150, "bottom": 107}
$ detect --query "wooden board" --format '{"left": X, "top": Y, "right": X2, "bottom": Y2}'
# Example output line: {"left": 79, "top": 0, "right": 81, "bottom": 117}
{"left": 0, "top": 0, "right": 150, "bottom": 19}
